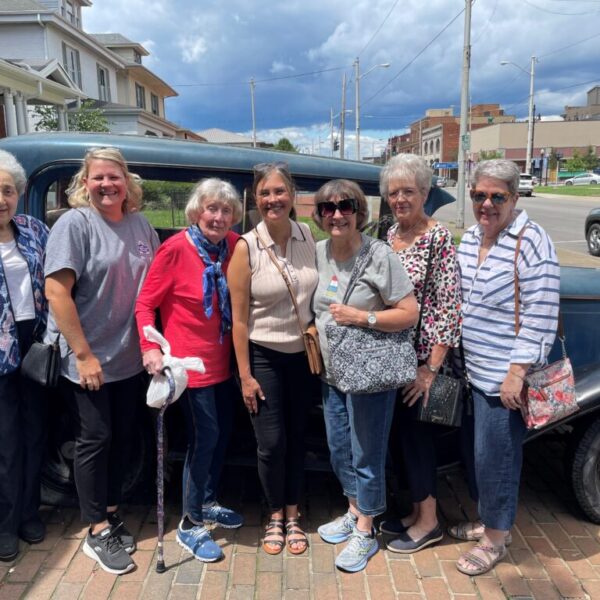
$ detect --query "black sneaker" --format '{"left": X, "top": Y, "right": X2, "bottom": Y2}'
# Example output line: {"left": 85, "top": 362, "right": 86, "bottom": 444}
{"left": 107, "top": 512, "right": 136, "bottom": 554}
{"left": 83, "top": 526, "right": 135, "bottom": 575}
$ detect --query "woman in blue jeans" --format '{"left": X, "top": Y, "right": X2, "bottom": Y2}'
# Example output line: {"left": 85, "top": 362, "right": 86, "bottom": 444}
{"left": 311, "top": 179, "right": 418, "bottom": 572}
{"left": 454, "top": 159, "right": 560, "bottom": 575}
{"left": 135, "top": 178, "right": 244, "bottom": 562}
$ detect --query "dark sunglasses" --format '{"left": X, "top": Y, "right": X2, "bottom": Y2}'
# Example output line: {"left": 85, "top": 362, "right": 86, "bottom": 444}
{"left": 253, "top": 160, "right": 289, "bottom": 174}
{"left": 469, "top": 189, "right": 512, "bottom": 205}
{"left": 317, "top": 198, "right": 358, "bottom": 218}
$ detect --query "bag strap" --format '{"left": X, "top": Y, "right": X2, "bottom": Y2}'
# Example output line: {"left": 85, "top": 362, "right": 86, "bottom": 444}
{"left": 414, "top": 234, "right": 436, "bottom": 351}
{"left": 513, "top": 223, "right": 566, "bottom": 358}
{"left": 253, "top": 227, "right": 305, "bottom": 337}
{"left": 340, "top": 239, "right": 375, "bottom": 305}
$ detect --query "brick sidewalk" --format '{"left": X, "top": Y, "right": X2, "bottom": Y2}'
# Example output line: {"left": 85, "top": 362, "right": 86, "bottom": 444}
{"left": 2, "top": 437, "right": 600, "bottom": 599}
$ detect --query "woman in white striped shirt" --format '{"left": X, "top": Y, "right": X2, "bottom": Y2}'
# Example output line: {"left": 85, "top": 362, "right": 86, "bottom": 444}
{"left": 453, "top": 159, "right": 560, "bottom": 576}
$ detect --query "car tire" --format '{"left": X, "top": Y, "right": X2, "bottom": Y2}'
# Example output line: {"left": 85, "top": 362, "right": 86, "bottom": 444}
{"left": 566, "top": 181, "right": 573, "bottom": 186}
{"left": 587, "top": 223, "right": 600, "bottom": 257}
{"left": 41, "top": 395, "right": 156, "bottom": 507}
{"left": 571, "top": 418, "right": 600, "bottom": 523}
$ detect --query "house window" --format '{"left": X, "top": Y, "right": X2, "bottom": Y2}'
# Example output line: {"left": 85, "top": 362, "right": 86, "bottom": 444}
{"left": 150, "top": 93, "right": 159, "bottom": 116}
{"left": 133, "top": 50, "right": 142, "bottom": 65}
{"left": 135, "top": 83, "right": 146, "bottom": 109}
{"left": 97, "top": 65, "right": 111, "bottom": 102}
{"left": 64, "top": 1, "right": 78, "bottom": 25}
{"left": 62, "top": 43, "right": 81, "bottom": 87}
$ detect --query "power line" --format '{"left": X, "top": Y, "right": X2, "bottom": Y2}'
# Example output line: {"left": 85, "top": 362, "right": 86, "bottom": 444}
{"left": 172, "top": 66, "right": 346, "bottom": 87}
{"left": 522, "top": 0, "right": 600, "bottom": 14}
{"left": 538, "top": 31, "right": 600, "bottom": 58}
{"left": 361, "top": 7, "right": 466, "bottom": 109}
{"left": 357, "top": 0, "right": 401, "bottom": 58}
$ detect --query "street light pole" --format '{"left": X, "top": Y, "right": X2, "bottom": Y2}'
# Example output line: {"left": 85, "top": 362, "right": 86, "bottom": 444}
{"left": 501, "top": 56, "right": 537, "bottom": 174}
{"left": 354, "top": 58, "right": 390, "bottom": 161}
{"left": 249, "top": 77, "right": 257, "bottom": 148}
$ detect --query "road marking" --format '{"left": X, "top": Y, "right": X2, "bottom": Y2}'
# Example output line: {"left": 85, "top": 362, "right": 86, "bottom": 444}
{"left": 554, "top": 240, "right": 586, "bottom": 245}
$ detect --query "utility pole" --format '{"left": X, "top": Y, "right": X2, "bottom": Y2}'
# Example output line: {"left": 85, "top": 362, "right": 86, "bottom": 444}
{"left": 250, "top": 78, "right": 256, "bottom": 148}
{"left": 330, "top": 108, "right": 335, "bottom": 157}
{"left": 354, "top": 57, "right": 360, "bottom": 161}
{"left": 525, "top": 56, "right": 536, "bottom": 174}
{"left": 456, "top": 0, "right": 472, "bottom": 230}
{"left": 340, "top": 73, "right": 347, "bottom": 159}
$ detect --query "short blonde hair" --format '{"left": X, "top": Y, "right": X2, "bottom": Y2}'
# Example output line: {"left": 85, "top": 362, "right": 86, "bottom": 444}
{"left": 312, "top": 179, "right": 369, "bottom": 231}
{"left": 66, "top": 147, "right": 142, "bottom": 212}
{"left": 380, "top": 154, "right": 432, "bottom": 198}
{"left": 185, "top": 178, "right": 243, "bottom": 225}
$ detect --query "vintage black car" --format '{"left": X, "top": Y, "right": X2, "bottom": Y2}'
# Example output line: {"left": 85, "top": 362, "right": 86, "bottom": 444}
{"left": 2, "top": 132, "right": 600, "bottom": 523}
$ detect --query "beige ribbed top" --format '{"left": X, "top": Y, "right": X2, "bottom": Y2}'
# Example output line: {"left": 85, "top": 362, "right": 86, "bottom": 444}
{"left": 242, "top": 220, "right": 318, "bottom": 354}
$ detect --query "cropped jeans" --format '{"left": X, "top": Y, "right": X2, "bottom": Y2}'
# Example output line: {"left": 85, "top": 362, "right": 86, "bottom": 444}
{"left": 472, "top": 386, "right": 528, "bottom": 531}
{"left": 321, "top": 383, "right": 396, "bottom": 517}
{"left": 180, "top": 379, "right": 235, "bottom": 524}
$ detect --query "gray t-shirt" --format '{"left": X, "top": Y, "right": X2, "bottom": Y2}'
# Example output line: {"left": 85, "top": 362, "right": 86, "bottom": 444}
{"left": 313, "top": 234, "right": 414, "bottom": 383}
{"left": 44, "top": 207, "right": 159, "bottom": 383}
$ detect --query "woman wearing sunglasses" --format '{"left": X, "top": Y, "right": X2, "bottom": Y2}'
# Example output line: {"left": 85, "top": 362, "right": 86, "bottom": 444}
{"left": 312, "top": 179, "right": 418, "bottom": 572}
{"left": 377, "top": 154, "right": 462, "bottom": 554}
{"left": 228, "top": 162, "right": 318, "bottom": 556}
{"left": 451, "top": 159, "right": 559, "bottom": 575}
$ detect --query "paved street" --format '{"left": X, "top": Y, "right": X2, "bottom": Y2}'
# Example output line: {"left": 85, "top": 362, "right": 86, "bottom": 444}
{"left": 3, "top": 435, "right": 600, "bottom": 599}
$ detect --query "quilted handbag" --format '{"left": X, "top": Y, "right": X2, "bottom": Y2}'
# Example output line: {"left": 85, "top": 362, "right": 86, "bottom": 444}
{"left": 325, "top": 240, "right": 417, "bottom": 394}
{"left": 513, "top": 225, "right": 578, "bottom": 430}
{"left": 326, "top": 325, "right": 417, "bottom": 394}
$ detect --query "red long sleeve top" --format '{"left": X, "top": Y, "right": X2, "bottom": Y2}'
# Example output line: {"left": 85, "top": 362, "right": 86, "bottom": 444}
{"left": 135, "top": 229, "right": 239, "bottom": 388}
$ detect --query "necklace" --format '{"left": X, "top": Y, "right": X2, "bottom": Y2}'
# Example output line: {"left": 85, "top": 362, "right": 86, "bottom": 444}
{"left": 395, "top": 218, "right": 426, "bottom": 239}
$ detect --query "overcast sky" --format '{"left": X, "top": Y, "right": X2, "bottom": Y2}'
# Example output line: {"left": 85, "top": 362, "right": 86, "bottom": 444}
{"left": 83, "top": 0, "right": 600, "bottom": 159}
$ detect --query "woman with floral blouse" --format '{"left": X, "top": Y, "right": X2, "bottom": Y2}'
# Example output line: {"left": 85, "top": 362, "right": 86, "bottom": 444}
{"left": 378, "top": 154, "right": 462, "bottom": 554}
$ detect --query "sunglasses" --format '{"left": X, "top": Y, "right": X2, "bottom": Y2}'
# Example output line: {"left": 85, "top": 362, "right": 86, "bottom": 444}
{"left": 469, "top": 189, "right": 512, "bottom": 205}
{"left": 317, "top": 198, "right": 358, "bottom": 218}
{"left": 253, "top": 160, "right": 289, "bottom": 174}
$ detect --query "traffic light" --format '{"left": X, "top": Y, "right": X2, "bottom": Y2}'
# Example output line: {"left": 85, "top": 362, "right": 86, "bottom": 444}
{"left": 333, "top": 139, "right": 340, "bottom": 151}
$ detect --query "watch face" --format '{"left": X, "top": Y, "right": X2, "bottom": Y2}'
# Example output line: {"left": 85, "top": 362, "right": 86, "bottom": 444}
{"left": 368, "top": 313, "right": 377, "bottom": 325}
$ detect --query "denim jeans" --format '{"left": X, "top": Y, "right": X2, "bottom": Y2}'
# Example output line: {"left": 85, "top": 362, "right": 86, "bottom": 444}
{"left": 473, "top": 386, "right": 528, "bottom": 531}
{"left": 180, "top": 379, "right": 235, "bottom": 524}
{"left": 321, "top": 383, "right": 396, "bottom": 517}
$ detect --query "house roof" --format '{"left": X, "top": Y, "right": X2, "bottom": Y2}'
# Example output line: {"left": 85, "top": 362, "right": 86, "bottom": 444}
{"left": 90, "top": 33, "right": 149, "bottom": 56}
{"left": 196, "top": 128, "right": 257, "bottom": 144}
{"left": 0, "top": 0, "right": 47, "bottom": 10}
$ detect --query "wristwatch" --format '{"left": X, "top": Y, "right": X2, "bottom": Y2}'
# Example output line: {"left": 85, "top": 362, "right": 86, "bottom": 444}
{"left": 367, "top": 312, "right": 377, "bottom": 328}
{"left": 424, "top": 363, "right": 439, "bottom": 374}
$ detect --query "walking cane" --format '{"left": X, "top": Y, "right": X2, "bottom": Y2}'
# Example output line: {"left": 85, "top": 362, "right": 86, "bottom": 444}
{"left": 155, "top": 367, "right": 176, "bottom": 574}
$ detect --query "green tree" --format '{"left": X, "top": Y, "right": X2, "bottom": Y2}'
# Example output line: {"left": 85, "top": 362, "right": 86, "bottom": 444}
{"left": 565, "top": 149, "right": 586, "bottom": 172}
{"left": 478, "top": 149, "right": 503, "bottom": 160}
{"left": 582, "top": 146, "right": 599, "bottom": 171}
{"left": 34, "top": 100, "right": 110, "bottom": 132}
{"left": 273, "top": 137, "right": 298, "bottom": 153}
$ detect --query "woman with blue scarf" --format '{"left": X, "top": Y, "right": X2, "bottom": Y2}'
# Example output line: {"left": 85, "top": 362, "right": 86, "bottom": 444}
{"left": 135, "top": 178, "right": 243, "bottom": 563}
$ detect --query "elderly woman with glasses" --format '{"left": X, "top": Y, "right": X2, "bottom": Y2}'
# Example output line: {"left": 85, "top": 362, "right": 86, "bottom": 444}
{"left": 451, "top": 159, "right": 559, "bottom": 575}
{"left": 228, "top": 162, "right": 318, "bottom": 556}
{"left": 375, "top": 154, "right": 462, "bottom": 554}
{"left": 312, "top": 179, "right": 418, "bottom": 572}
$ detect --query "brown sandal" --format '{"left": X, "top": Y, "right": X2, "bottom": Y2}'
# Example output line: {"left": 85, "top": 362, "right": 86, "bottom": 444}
{"left": 456, "top": 543, "right": 507, "bottom": 576}
{"left": 285, "top": 519, "right": 308, "bottom": 555}
{"left": 263, "top": 519, "right": 285, "bottom": 555}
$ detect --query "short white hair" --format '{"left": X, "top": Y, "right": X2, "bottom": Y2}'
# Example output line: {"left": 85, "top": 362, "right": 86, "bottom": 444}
{"left": 185, "top": 178, "right": 243, "bottom": 225}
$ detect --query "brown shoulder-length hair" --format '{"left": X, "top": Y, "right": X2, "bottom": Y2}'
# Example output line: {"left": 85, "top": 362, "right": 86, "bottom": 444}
{"left": 312, "top": 179, "right": 369, "bottom": 231}
{"left": 252, "top": 161, "right": 297, "bottom": 220}
{"left": 66, "top": 147, "right": 142, "bottom": 213}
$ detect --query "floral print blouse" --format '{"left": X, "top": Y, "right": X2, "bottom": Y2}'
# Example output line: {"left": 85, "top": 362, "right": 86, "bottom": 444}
{"left": 387, "top": 221, "right": 462, "bottom": 361}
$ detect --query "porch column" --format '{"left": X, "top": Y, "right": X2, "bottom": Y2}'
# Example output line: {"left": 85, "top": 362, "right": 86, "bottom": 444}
{"left": 15, "top": 93, "right": 26, "bottom": 134}
{"left": 57, "top": 105, "right": 68, "bottom": 131}
{"left": 2, "top": 89, "right": 18, "bottom": 137}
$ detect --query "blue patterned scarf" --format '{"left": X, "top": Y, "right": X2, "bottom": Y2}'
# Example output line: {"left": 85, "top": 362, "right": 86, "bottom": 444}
{"left": 187, "top": 225, "right": 232, "bottom": 343}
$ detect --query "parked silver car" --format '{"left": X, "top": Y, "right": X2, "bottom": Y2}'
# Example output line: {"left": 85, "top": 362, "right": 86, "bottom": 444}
{"left": 518, "top": 173, "right": 534, "bottom": 196}
{"left": 565, "top": 173, "right": 600, "bottom": 186}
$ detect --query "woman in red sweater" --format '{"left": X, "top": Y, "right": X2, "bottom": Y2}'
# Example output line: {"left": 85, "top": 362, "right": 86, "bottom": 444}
{"left": 135, "top": 178, "right": 242, "bottom": 563}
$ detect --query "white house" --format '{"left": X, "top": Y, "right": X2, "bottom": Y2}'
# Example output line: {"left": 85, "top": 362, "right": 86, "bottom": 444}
{"left": 0, "top": 0, "right": 200, "bottom": 139}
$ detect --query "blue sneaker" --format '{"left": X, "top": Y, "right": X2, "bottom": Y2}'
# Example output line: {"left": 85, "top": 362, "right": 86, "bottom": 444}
{"left": 318, "top": 511, "right": 358, "bottom": 544}
{"left": 335, "top": 527, "right": 378, "bottom": 573}
{"left": 202, "top": 504, "right": 244, "bottom": 529}
{"left": 176, "top": 521, "right": 223, "bottom": 562}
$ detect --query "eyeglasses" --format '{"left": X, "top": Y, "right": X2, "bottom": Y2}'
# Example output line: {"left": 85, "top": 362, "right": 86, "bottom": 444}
{"left": 469, "top": 189, "right": 512, "bottom": 204}
{"left": 253, "top": 161, "right": 289, "bottom": 175}
{"left": 317, "top": 198, "right": 358, "bottom": 218}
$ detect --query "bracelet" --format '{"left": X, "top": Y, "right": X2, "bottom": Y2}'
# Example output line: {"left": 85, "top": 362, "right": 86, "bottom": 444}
{"left": 509, "top": 369, "right": 525, "bottom": 380}
{"left": 424, "top": 363, "right": 439, "bottom": 374}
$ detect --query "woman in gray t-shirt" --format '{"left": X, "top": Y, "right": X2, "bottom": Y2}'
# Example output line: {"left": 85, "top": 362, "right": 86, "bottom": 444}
{"left": 45, "top": 148, "right": 159, "bottom": 576}
{"left": 312, "top": 179, "right": 418, "bottom": 573}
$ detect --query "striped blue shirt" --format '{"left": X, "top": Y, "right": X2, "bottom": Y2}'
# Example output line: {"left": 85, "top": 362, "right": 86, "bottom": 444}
{"left": 457, "top": 209, "right": 560, "bottom": 394}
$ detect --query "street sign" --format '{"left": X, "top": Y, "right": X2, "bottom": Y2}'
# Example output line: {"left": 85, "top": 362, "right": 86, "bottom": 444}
{"left": 461, "top": 134, "right": 470, "bottom": 151}
{"left": 433, "top": 162, "right": 458, "bottom": 169}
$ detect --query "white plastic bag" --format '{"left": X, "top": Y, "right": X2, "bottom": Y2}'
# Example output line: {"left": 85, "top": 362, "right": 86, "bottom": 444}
{"left": 143, "top": 325, "right": 205, "bottom": 409}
